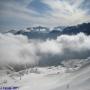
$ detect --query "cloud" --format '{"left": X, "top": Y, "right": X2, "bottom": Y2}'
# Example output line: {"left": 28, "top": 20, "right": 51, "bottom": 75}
{"left": 0, "top": 33, "right": 39, "bottom": 67}
{"left": 0, "top": 33, "right": 90, "bottom": 68}
{"left": 42, "top": 0, "right": 90, "bottom": 24}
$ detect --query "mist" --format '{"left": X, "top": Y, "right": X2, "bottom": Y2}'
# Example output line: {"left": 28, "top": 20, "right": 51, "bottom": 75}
{"left": 0, "top": 33, "right": 90, "bottom": 67}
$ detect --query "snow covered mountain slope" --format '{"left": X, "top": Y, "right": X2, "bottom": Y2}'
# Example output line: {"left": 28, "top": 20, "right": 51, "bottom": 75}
{"left": 0, "top": 63, "right": 90, "bottom": 90}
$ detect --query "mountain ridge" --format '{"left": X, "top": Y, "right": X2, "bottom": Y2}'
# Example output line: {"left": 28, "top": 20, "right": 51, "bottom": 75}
{"left": 7, "top": 22, "right": 90, "bottom": 40}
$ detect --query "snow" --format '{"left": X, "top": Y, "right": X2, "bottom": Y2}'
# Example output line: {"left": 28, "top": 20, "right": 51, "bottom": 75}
{"left": 0, "top": 64, "right": 90, "bottom": 90}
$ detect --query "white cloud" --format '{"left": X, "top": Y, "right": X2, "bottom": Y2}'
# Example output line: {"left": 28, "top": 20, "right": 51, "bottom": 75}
{"left": 0, "top": 33, "right": 39, "bottom": 66}
{"left": 0, "top": 33, "right": 90, "bottom": 67}
{"left": 42, "top": 0, "right": 90, "bottom": 26}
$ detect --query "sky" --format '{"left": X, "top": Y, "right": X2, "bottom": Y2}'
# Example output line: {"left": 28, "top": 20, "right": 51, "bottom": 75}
{"left": 0, "top": 0, "right": 90, "bottom": 32}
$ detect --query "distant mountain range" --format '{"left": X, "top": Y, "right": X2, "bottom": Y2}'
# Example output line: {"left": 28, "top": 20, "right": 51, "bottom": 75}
{"left": 8, "top": 22, "right": 90, "bottom": 39}
{"left": 62, "top": 23, "right": 90, "bottom": 35}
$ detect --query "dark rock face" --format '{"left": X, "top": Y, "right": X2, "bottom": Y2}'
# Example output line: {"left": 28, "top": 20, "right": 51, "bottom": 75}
{"left": 62, "top": 23, "right": 90, "bottom": 35}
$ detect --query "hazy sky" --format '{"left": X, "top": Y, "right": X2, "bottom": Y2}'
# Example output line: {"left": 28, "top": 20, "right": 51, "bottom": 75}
{"left": 0, "top": 0, "right": 90, "bottom": 32}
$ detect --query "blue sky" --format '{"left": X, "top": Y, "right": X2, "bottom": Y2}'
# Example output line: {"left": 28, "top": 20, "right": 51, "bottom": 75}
{"left": 0, "top": 0, "right": 90, "bottom": 32}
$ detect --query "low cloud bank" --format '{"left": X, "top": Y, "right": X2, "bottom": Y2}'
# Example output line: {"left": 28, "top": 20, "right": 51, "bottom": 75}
{"left": 0, "top": 33, "right": 90, "bottom": 67}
